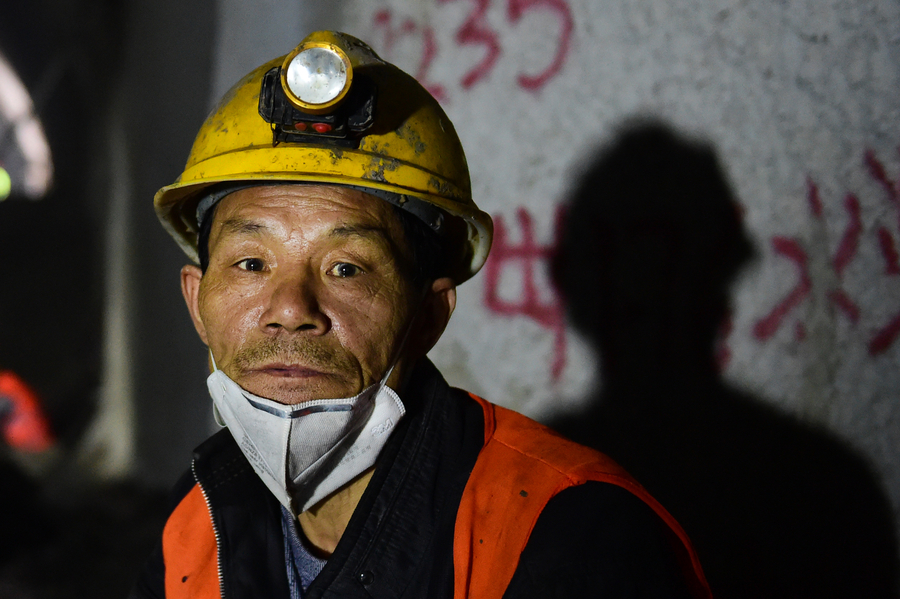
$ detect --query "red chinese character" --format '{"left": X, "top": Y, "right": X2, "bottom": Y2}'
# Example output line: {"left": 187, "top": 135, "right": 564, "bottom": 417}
{"left": 828, "top": 190, "right": 863, "bottom": 323}
{"left": 373, "top": 10, "right": 447, "bottom": 102}
{"left": 483, "top": 206, "right": 567, "bottom": 380}
{"left": 439, "top": 0, "right": 501, "bottom": 89}
{"left": 753, "top": 236, "right": 813, "bottom": 341}
{"left": 438, "top": 0, "right": 573, "bottom": 91}
{"left": 753, "top": 179, "right": 862, "bottom": 342}
{"left": 506, "top": 0, "right": 574, "bottom": 91}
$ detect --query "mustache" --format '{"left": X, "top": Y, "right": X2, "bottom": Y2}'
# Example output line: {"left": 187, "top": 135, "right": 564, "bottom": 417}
{"left": 231, "top": 337, "right": 354, "bottom": 373}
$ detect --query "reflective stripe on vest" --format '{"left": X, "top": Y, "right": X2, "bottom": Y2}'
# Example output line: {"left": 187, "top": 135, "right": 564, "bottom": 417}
{"left": 163, "top": 484, "right": 220, "bottom": 599}
{"left": 453, "top": 394, "right": 712, "bottom": 599}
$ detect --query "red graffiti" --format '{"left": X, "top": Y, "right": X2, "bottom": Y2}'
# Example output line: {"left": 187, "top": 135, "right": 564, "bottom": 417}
{"left": 373, "top": 10, "right": 448, "bottom": 102}
{"left": 869, "top": 315, "right": 900, "bottom": 355}
{"left": 827, "top": 289, "right": 861, "bottom": 323}
{"left": 865, "top": 148, "right": 900, "bottom": 355}
{"left": 865, "top": 149, "right": 900, "bottom": 228}
{"left": 441, "top": 0, "right": 502, "bottom": 89}
{"left": 753, "top": 180, "right": 863, "bottom": 341}
{"left": 373, "top": 0, "right": 572, "bottom": 99}
{"left": 832, "top": 193, "right": 862, "bottom": 277}
{"left": 506, "top": 0, "right": 574, "bottom": 91}
{"left": 715, "top": 313, "right": 734, "bottom": 369}
{"left": 807, "top": 177, "right": 824, "bottom": 216}
{"left": 755, "top": 147, "right": 900, "bottom": 356}
{"left": 830, "top": 192, "right": 863, "bottom": 323}
{"left": 483, "top": 207, "right": 567, "bottom": 380}
{"left": 877, "top": 228, "right": 900, "bottom": 275}
{"left": 753, "top": 237, "right": 812, "bottom": 340}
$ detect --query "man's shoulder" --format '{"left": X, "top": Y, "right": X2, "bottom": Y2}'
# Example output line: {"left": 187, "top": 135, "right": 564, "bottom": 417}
{"left": 461, "top": 396, "right": 708, "bottom": 598}
{"left": 505, "top": 482, "right": 696, "bottom": 598}
{"left": 470, "top": 394, "right": 633, "bottom": 483}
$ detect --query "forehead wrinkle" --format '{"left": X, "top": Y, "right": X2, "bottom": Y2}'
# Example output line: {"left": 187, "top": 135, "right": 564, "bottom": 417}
{"left": 216, "top": 216, "right": 270, "bottom": 238}
{"left": 329, "top": 224, "right": 393, "bottom": 243}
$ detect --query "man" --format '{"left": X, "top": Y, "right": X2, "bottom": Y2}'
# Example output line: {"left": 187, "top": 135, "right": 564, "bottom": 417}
{"left": 133, "top": 31, "right": 711, "bottom": 599}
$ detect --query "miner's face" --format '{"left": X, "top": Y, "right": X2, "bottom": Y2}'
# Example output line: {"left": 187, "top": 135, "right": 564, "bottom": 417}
{"left": 181, "top": 184, "right": 455, "bottom": 405}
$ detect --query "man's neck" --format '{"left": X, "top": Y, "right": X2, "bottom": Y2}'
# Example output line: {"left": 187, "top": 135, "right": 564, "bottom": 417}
{"left": 296, "top": 468, "right": 375, "bottom": 557}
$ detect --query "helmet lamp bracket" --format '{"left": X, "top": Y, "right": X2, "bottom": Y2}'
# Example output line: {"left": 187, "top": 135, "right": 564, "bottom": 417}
{"left": 258, "top": 67, "right": 376, "bottom": 148}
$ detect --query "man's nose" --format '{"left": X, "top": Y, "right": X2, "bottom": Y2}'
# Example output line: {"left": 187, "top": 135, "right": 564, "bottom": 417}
{"left": 260, "top": 269, "right": 330, "bottom": 334}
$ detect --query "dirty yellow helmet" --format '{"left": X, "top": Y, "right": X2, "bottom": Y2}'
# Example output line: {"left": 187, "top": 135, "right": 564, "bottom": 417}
{"left": 154, "top": 30, "right": 492, "bottom": 283}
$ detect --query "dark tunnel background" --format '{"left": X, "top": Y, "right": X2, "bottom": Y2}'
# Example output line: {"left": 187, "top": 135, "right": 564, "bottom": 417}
{"left": 0, "top": 0, "right": 215, "bottom": 596}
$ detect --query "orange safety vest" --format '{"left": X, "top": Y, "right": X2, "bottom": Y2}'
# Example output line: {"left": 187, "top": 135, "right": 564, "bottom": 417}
{"left": 454, "top": 394, "right": 711, "bottom": 599}
{"left": 162, "top": 394, "right": 712, "bottom": 599}
{"left": 162, "top": 483, "right": 219, "bottom": 599}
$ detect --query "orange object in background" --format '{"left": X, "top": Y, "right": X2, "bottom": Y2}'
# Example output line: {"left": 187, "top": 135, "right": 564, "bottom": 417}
{"left": 0, "top": 370, "right": 55, "bottom": 452}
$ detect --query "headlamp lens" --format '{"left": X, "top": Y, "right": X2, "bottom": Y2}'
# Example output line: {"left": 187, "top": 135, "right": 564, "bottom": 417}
{"left": 285, "top": 47, "right": 348, "bottom": 106}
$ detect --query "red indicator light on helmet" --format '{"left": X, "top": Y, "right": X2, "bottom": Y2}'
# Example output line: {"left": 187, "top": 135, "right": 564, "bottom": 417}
{"left": 294, "top": 122, "right": 307, "bottom": 131}
{"left": 312, "top": 123, "right": 332, "bottom": 133}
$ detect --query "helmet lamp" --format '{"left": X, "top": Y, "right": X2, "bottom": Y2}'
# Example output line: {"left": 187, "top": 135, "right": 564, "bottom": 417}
{"left": 157, "top": 30, "right": 494, "bottom": 283}
{"left": 281, "top": 43, "right": 352, "bottom": 113}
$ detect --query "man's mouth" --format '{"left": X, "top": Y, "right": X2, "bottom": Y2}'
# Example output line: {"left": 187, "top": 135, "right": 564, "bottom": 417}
{"left": 231, "top": 338, "right": 352, "bottom": 378}
{"left": 250, "top": 364, "right": 328, "bottom": 378}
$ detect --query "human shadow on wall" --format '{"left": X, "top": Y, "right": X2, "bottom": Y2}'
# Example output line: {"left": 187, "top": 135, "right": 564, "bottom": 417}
{"left": 548, "top": 122, "right": 899, "bottom": 598}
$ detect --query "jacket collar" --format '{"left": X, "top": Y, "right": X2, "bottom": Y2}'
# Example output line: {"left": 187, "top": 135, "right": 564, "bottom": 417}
{"left": 193, "top": 359, "right": 484, "bottom": 599}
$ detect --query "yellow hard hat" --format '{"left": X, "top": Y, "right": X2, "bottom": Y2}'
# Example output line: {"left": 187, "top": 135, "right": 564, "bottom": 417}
{"left": 154, "top": 30, "right": 492, "bottom": 282}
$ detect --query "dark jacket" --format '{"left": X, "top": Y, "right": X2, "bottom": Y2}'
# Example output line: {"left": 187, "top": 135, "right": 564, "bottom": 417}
{"left": 132, "top": 361, "right": 703, "bottom": 598}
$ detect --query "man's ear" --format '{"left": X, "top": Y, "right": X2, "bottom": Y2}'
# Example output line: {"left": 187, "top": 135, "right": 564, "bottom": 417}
{"left": 415, "top": 277, "right": 457, "bottom": 355}
{"left": 181, "top": 264, "right": 209, "bottom": 345}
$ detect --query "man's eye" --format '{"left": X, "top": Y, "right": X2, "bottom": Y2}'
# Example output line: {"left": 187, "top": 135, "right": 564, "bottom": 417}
{"left": 328, "top": 262, "right": 362, "bottom": 278}
{"left": 237, "top": 258, "right": 265, "bottom": 272}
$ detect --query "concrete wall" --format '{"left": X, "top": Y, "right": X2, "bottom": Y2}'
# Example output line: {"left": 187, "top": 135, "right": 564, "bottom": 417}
{"left": 333, "top": 0, "right": 900, "bottom": 512}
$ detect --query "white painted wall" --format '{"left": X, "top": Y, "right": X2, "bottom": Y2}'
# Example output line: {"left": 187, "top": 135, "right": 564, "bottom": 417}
{"left": 335, "top": 0, "right": 900, "bottom": 542}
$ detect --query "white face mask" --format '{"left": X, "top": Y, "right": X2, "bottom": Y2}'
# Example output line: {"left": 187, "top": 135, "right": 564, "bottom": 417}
{"left": 206, "top": 362, "right": 405, "bottom": 517}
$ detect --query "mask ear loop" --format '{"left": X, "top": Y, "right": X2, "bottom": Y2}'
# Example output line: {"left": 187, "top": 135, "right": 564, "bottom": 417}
{"left": 208, "top": 350, "right": 228, "bottom": 426}
{"left": 373, "top": 283, "right": 432, "bottom": 396}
